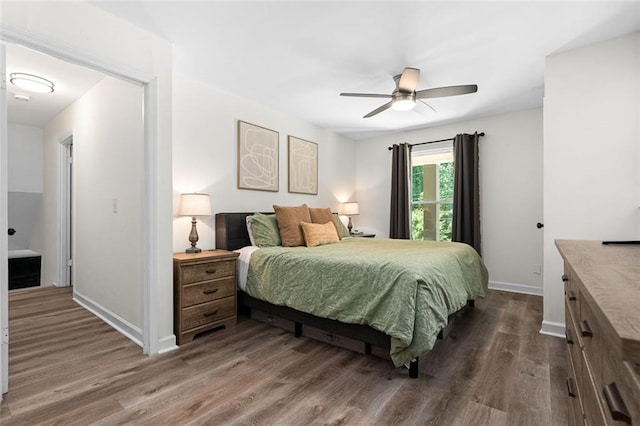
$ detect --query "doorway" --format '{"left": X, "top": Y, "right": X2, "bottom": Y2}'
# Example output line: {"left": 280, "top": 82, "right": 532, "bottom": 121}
{"left": 1, "top": 29, "right": 160, "bottom": 399}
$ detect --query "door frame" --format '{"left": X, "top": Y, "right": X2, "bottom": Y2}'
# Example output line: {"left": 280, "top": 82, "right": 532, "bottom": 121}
{"left": 1, "top": 42, "right": 9, "bottom": 398}
{"left": 1, "top": 26, "right": 161, "bottom": 396}
{"left": 57, "top": 132, "right": 74, "bottom": 287}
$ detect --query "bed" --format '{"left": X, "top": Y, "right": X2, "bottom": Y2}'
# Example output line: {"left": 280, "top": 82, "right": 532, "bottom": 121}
{"left": 215, "top": 212, "right": 488, "bottom": 378}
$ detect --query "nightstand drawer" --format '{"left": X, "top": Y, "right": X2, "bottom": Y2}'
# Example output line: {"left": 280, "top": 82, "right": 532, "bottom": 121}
{"left": 182, "top": 277, "right": 235, "bottom": 307}
{"left": 182, "top": 297, "right": 235, "bottom": 331}
{"left": 181, "top": 259, "right": 235, "bottom": 284}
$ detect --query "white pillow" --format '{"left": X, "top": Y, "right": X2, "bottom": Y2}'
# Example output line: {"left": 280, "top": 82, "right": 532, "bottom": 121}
{"left": 246, "top": 215, "right": 257, "bottom": 246}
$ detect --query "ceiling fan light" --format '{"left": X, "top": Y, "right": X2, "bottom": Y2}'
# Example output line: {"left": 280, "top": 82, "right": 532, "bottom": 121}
{"left": 392, "top": 98, "right": 416, "bottom": 111}
{"left": 9, "top": 73, "right": 55, "bottom": 93}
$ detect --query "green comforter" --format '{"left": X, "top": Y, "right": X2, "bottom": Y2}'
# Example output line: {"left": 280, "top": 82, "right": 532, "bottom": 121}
{"left": 245, "top": 237, "right": 488, "bottom": 367}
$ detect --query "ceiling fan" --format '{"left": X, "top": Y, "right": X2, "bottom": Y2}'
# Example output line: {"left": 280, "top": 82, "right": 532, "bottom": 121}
{"left": 340, "top": 67, "right": 478, "bottom": 118}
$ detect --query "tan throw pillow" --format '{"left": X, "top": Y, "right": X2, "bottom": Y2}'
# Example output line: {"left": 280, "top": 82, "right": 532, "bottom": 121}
{"left": 300, "top": 221, "right": 340, "bottom": 247}
{"left": 310, "top": 207, "right": 349, "bottom": 238}
{"left": 273, "top": 204, "right": 312, "bottom": 247}
{"left": 309, "top": 207, "right": 334, "bottom": 225}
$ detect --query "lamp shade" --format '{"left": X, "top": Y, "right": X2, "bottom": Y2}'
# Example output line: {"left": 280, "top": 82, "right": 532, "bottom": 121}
{"left": 340, "top": 202, "right": 359, "bottom": 215}
{"left": 178, "top": 193, "right": 211, "bottom": 216}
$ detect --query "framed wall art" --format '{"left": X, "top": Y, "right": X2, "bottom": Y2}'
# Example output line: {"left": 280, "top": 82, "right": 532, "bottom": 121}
{"left": 288, "top": 136, "right": 318, "bottom": 195}
{"left": 237, "top": 120, "right": 279, "bottom": 192}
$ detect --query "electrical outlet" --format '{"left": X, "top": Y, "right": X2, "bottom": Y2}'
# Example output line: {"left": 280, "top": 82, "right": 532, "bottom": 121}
{"left": 533, "top": 264, "right": 541, "bottom": 275}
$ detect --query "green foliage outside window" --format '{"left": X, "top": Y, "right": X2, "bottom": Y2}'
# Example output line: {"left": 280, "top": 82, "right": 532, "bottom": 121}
{"left": 411, "top": 161, "right": 454, "bottom": 241}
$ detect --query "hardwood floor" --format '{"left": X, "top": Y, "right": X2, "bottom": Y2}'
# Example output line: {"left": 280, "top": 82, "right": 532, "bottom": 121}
{"left": 1, "top": 286, "right": 567, "bottom": 425}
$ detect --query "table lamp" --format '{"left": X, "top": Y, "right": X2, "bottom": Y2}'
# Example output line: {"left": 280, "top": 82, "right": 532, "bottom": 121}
{"left": 178, "top": 193, "right": 211, "bottom": 253}
{"left": 340, "top": 202, "right": 359, "bottom": 234}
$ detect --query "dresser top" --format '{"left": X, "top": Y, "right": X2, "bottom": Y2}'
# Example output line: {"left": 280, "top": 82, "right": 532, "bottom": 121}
{"left": 556, "top": 240, "right": 640, "bottom": 362}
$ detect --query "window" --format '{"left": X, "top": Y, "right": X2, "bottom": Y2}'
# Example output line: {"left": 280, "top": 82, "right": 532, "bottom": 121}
{"left": 411, "top": 147, "right": 454, "bottom": 241}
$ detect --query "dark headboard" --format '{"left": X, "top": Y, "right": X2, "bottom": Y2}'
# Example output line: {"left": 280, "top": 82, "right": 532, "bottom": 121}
{"left": 215, "top": 213, "right": 253, "bottom": 251}
{"left": 215, "top": 212, "right": 271, "bottom": 251}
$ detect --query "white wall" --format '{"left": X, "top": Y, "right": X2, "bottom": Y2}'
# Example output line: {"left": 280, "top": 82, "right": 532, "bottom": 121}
{"left": 42, "top": 77, "right": 144, "bottom": 328}
{"left": 542, "top": 32, "right": 640, "bottom": 334}
{"left": 172, "top": 71, "right": 357, "bottom": 252}
{"left": 355, "top": 108, "right": 544, "bottom": 295}
{"left": 7, "top": 123, "right": 43, "bottom": 251}
{"left": 7, "top": 123, "right": 42, "bottom": 193}
{"left": 2, "top": 1, "right": 174, "bottom": 352}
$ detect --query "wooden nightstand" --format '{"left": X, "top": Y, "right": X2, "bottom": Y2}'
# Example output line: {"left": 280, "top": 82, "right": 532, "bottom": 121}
{"left": 173, "top": 250, "right": 239, "bottom": 345}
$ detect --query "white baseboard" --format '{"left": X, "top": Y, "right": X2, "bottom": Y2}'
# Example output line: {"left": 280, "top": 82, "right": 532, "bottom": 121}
{"left": 157, "top": 335, "right": 178, "bottom": 354}
{"left": 73, "top": 291, "right": 143, "bottom": 348}
{"left": 540, "top": 320, "right": 566, "bottom": 338}
{"left": 488, "top": 280, "right": 543, "bottom": 296}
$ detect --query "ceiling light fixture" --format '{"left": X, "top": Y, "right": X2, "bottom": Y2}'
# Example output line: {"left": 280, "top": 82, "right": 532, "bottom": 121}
{"left": 14, "top": 93, "right": 31, "bottom": 102}
{"left": 392, "top": 93, "right": 416, "bottom": 111}
{"left": 9, "top": 73, "right": 55, "bottom": 93}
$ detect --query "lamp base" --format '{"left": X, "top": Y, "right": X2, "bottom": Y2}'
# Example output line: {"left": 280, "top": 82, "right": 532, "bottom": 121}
{"left": 186, "top": 216, "right": 201, "bottom": 254}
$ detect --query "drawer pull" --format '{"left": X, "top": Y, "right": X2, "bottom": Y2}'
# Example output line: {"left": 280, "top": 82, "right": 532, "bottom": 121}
{"left": 603, "top": 382, "right": 631, "bottom": 424}
{"left": 566, "top": 377, "right": 577, "bottom": 398}
{"left": 203, "top": 288, "right": 218, "bottom": 295}
{"left": 203, "top": 309, "right": 219, "bottom": 317}
{"left": 562, "top": 274, "right": 568, "bottom": 282}
{"left": 567, "top": 290, "right": 576, "bottom": 301}
{"left": 205, "top": 269, "right": 217, "bottom": 274}
{"left": 579, "top": 320, "right": 592, "bottom": 337}
{"left": 565, "top": 329, "right": 574, "bottom": 345}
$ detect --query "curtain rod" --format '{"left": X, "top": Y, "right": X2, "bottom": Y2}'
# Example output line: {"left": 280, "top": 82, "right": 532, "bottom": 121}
{"left": 387, "top": 132, "right": 485, "bottom": 150}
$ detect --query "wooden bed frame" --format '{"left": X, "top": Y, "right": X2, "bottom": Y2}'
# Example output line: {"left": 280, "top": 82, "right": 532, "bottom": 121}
{"left": 215, "top": 212, "right": 474, "bottom": 378}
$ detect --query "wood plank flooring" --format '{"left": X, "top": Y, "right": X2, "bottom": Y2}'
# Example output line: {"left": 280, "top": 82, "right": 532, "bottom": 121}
{"left": 0, "top": 286, "right": 567, "bottom": 425}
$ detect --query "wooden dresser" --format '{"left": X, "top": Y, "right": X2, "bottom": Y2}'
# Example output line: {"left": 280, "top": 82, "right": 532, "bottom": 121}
{"left": 556, "top": 240, "right": 640, "bottom": 425}
{"left": 173, "top": 250, "right": 239, "bottom": 345}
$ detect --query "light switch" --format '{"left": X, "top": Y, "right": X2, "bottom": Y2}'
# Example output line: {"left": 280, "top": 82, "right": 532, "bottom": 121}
{"left": 112, "top": 198, "right": 118, "bottom": 213}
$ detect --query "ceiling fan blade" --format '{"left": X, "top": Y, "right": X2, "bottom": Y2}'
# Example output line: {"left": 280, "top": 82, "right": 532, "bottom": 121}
{"left": 415, "top": 84, "right": 478, "bottom": 99}
{"left": 340, "top": 92, "right": 392, "bottom": 98}
{"left": 363, "top": 101, "right": 393, "bottom": 118}
{"left": 418, "top": 99, "right": 437, "bottom": 113}
{"left": 398, "top": 67, "right": 420, "bottom": 93}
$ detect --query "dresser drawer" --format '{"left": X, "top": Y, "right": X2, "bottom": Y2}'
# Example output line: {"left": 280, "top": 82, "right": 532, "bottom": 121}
{"left": 181, "top": 297, "right": 235, "bottom": 331}
{"left": 600, "top": 351, "right": 640, "bottom": 425}
{"left": 582, "top": 354, "right": 607, "bottom": 426}
{"left": 181, "top": 259, "right": 235, "bottom": 284}
{"left": 182, "top": 277, "right": 235, "bottom": 307}
{"left": 564, "top": 268, "right": 580, "bottom": 321}
{"left": 580, "top": 297, "right": 603, "bottom": 390}
{"left": 566, "top": 302, "right": 584, "bottom": 393}
{"left": 567, "top": 350, "right": 584, "bottom": 426}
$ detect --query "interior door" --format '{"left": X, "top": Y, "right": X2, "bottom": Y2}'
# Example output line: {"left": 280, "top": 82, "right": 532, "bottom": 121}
{"left": 1, "top": 42, "right": 9, "bottom": 397}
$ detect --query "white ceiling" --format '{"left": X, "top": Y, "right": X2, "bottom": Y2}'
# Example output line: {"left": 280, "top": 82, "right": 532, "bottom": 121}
{"left": 7, "top": 1, "right": 640, "bottom": 139}
{"left": 6, "top": 43, "right": 105, "bottom": 127}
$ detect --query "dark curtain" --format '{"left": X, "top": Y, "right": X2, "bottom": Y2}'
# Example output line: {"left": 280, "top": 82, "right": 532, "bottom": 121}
{"left": 389, "top": 143, "right": 411, "bottom": 239}
{"left": 452, "top": 132, "right": 481, "bottom": 255}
